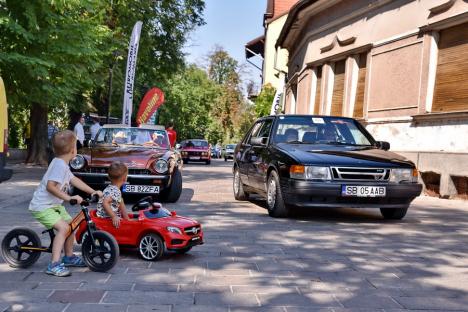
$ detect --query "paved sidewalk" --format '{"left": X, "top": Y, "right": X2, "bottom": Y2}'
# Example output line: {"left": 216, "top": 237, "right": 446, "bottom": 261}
{"left": 1, "top": 160, "right": 468, "bottom": 311}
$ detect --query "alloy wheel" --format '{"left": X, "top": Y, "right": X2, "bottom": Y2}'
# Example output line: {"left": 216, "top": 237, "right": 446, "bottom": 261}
{"left": 139, "top": 235, "right": 160, "bottom": 260}
{"left": 267, "top": 178, "right": 277, "bottom": 209}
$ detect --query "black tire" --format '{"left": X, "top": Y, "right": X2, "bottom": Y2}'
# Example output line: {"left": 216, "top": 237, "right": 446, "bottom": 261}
{"left": 138, "top": 233, "right": 164, "bottom": 261}
{"left": 266, "top": 171, "right": 289, "bottom": 218}
{"left": 161, "top": 169, "right": 182, "bottom": 203}
{"left": 233, "top": 167, "right": 249, "bottom": 201}
{"left": 224, "top": 158, "right": 227, "bottom": 162}
{"left": 206, "top": 160, "right": 211, "bottom": 165}
{"left": 380, "top": 207, "right": 408, "bottom": 220}
{"left": 183, "top": 159, "right": 188, "bottom": 164}
{"left": 82, "top": 231, "right": 119, "bottom": 272}
{"left": 174, "top": 246, "right": 192, "bottom": 254}
{"left": 1, "top": 228, "right": 41, "bottom": 268}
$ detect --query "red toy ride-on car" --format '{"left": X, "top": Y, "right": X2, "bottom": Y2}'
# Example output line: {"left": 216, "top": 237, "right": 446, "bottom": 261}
{"left": 75, "top": 197, "right": 203, "bottom": 261}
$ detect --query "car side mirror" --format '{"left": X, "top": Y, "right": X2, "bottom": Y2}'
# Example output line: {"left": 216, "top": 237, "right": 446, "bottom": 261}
{"left": 251, "top": 137, "right": 268, "bottom": 146}
{"left": 175, "top": 143, "right": 181, "bottom": 149}
{"left": 376, "top": 141, "right": 390, "bottom": 151}
{"left": 171, "top": 211, "right": 177, "bottom": 216}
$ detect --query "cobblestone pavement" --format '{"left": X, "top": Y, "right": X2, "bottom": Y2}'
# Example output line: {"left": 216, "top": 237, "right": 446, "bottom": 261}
{"left": 1, "top": 160, "right": 468, "bottom": 311}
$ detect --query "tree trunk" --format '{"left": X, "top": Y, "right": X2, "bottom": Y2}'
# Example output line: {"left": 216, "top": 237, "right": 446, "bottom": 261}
{"left": 26, "top": 103, "right": 48, "bottom": 165}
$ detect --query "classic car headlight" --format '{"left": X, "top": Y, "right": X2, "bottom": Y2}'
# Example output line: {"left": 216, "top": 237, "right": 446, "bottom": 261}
{"left": 390, "top": 168, "right": 418, "bottom": 183}
{"left": 202, "top": 152, "right": 208, "bottom": 156}
{"left": 290, "top": 165, "right": 331, "bottom": 180}
{"left": 153, "top": 159, "right": 168, "bottom": 174}
{"left": 70, "top": 155, "right": 85, "bottom": 170}
{"left": 167, "top": 226, "right": 182, "bottom": 234}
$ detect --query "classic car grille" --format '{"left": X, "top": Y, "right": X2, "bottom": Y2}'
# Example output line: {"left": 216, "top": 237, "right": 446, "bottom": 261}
{"left": 187, "top": 151, "right": 202, "bottom": 156}
{"left": 331, "top": 167, "right": 390, "bottom": 181}
{"left": 84, "top": 167, "right": 152, "bottom": 175}
{"left": 184, "top": 226, "right": 201, "bottom": 236}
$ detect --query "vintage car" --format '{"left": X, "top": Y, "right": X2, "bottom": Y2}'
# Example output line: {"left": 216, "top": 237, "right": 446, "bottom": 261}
{"left": 70, "top": 124, "right": 182, "bottom": 202}
{"left": 180, "top": 139, "right": 211, "bottom": 165}
{"left": 223, "top": 144, "right": 236, "bottom": 161}
{"left": 75, "top": 197, "right": 203, "bottom": 261}
{"left": 233, "top": 115, "right": 422, "bottom": 219}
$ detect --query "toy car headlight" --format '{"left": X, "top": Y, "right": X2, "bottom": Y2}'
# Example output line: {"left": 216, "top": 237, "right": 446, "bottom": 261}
{"left": 70, "top": 155, "right": 86, "bottom": 170}
{"left": 390, "top": 168, "right": 417, "bottom": 183}
{"left": 167, "top": 226, "right": 182, "bottom": 234}
{"left": 153, "top": 159, "right": 168, "bottom": 174}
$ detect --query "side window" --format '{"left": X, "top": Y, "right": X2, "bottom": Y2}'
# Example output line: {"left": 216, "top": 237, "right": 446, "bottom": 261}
{"left": 257, "top": 119, "right": 273, "bottom": 138}
{"left": 245, "top": 121, "right": 263, "bottom": 144}
{"left": 95, "top": 129, "right": 106, "bottom": 143}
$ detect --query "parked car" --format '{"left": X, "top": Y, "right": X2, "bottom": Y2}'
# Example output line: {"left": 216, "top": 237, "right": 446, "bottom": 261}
{"left": 233, "top": 115, "right": 422, "bottom": 219}
{"left": 75, "top": 197, "right": 203, "bottom": 261}
{"left": 70, "top": 124, "right": 182, "bottom": 202}
{"left": 180, "top": 139, "right": 211, "bottom": 165}
{"left": 224, "top": 144, "right": 236, "bottom": 161}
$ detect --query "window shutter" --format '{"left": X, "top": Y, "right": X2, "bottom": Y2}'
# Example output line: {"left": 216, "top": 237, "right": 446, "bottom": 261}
{"left": 331, "top": 60, "right": 346, "bottom": 116}
{"left": 354, "top": 53, "right": 367, "bottom": 118}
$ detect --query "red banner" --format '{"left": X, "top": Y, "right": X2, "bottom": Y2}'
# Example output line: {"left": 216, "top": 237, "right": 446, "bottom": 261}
{"left": 136, "top": 88, "right": 165, "bottom": 125}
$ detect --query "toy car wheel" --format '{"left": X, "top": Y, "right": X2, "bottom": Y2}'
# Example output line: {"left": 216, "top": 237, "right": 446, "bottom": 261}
{"left": 160, "top": 169, "right": 182, "bottom": 203}
{"left": 82, "top": 231, "right": 119, "bottom": 272}
{"left": 174, "top": 246, "right": 192, "bottom": 254}
{"left": 1, "top": 227, "right": 42, "bottom": 268}
{"left": 138, "top": 233, "right": 164, "bottom": 261}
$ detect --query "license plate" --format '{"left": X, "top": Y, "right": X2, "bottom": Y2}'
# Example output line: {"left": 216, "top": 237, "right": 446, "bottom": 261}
{"left": 341, "top": 185, "right": 386, "bottom": 197}
{"left": 189, "top": 156, "right": 200, "bottom": 160}
{"left": 123, "top": 185, "right": 160, "bottom": 194}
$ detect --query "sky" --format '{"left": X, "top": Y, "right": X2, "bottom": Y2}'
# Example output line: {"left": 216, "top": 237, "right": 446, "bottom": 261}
{"left": 183, "top": 0, "right": 266, "bottom": 89}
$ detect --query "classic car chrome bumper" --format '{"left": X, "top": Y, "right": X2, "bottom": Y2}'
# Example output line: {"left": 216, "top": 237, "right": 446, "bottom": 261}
{"left": 73, "top": 172, "right": 167, "bottom": 179}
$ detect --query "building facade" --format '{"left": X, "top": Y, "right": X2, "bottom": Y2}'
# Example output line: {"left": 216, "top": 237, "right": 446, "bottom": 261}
{"left": 276, "top": 0, "right": 468, "bottom": 198}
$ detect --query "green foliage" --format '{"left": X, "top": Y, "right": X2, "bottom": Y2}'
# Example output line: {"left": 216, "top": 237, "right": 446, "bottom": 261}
{"left": 255, "top": 84, "right": 276, "bottom": 117}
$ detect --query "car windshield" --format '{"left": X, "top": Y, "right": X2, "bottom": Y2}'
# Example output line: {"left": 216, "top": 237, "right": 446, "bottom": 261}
{"left": 143, "top": 207, "right": 171, "bottom": 219}
{"left": 226, "top": 144, "right": 236, "bottom": 149}
{"left": 94, "top": 128, "right": 169, "bottom": 148}
{"left": 181, "top": 140, "right": 208, "bottom": 148}
{"left": 272, "top": 116, "right": 373, "bottom": 146}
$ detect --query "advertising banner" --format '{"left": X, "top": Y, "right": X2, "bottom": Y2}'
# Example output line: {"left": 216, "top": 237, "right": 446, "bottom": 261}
{"left": 122, "top": 21, "right": 143, "bottom": 126}
{"left": 136, "top": 87, "right": 165, "bottom": 125}
{"left": 270, "top": 78, "right": 285, "bottom": 115}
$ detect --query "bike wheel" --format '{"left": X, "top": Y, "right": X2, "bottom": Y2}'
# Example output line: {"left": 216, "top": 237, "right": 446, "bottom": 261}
{"left": 81, "top": 231, "right": 119, "bottom": 272}
{"left": 1, "top": 228, "right": 41, "bottom": 268}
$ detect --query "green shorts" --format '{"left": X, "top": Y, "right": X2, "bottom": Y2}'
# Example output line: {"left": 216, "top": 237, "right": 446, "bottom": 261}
{"left": 31, "top": 205, "right": 72, "bottom": 229}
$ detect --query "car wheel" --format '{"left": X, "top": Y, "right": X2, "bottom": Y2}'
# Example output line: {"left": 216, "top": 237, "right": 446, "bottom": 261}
{"left": 206, "top": 160, "right": 211, "bottom": 165}
{"left": 138, "top": 233, "right": 164, "bottom": 261}
{"left": 161, "top": 169, "right": 182, "bottom": 203}
{"left": 182, "top": 159, "right": 188, "bottom": 164}
{"left": 266, "top": 171, "right": 289, "bottom": 218}
{"left": 233, "top": 167, "right": 249, "bottom": 201}
{"left": 224, "top": 158, "right": 227, "bottom": 162}
{"left": 380, "top": 207, "right": 408, "bottom": 220}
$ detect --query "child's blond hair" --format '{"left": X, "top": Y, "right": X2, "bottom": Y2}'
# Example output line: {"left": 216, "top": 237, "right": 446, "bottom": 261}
{"left": 108, "top": 161, "right": 128, "bottom": 181}
{"left": 52, "top": 130, "right": 76, "bottom": 156}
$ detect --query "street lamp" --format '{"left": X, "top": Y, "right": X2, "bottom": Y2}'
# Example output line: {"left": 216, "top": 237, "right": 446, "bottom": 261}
{"left": 106, "top": 50, "right": 120, "bottom": 124}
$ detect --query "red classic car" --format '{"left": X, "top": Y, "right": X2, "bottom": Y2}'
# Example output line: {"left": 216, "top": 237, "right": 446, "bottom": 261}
{"left": 69, "top": 124, "right": 182, "bottom": 202}
{"left": 180, "top": 139, "right": 211, "bottom": 165}
{"left": 75, "top": 198, "right": 203, "bottom": 261}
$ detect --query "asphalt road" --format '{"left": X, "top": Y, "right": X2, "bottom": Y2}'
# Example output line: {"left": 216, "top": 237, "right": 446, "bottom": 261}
{"left": 1, "top": 160, "right": 468, "bottom": 311}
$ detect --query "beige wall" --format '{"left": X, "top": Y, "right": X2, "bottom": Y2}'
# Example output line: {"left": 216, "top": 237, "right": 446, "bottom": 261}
{"left": 263, "top": 14, "right": 289, "bottom": 88}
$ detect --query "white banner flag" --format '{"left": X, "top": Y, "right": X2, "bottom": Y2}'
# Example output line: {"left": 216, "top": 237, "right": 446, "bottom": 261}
{"left": 122, "top": 21, "right": 143, "bottom": 126}
{"left": 270, "top": 78, "right": 285, "bottom": 115}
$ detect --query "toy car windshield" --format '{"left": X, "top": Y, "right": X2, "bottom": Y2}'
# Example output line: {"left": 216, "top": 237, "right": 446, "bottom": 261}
{"left": 143, "top": 207, "right": 171, "bottom": 219}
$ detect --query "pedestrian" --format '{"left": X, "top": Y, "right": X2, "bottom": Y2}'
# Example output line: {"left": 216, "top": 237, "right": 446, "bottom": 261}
{"left": 166, "top": 121, "right": 177, "bottom": 148}
{"left": 28, "top": 130, "right": 102, "bottom": 276}
{"left": 73, "top": 115, "right": 85, "bottom": 149}
{"left": 90, "top": 117, "right": 101, "bottom": 141}
{"left": 47, "top": 121, "right": 59, "bottom": 163}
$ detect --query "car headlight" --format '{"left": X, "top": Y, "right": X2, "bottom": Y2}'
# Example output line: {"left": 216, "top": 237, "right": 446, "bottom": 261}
{"left": 290, "top": 165, "right": 331, "bottom": 180}
{"left": 70, "top": 155, "right": 85, "bottom": 170}
{"left": 390, "top": 168, "right": 418, "bottom": 183}
{"left": 167, "top": 226, "right": 182, "bottom": 234}
{"left": 153, "top": 159, "right": 168, "bottom": 174}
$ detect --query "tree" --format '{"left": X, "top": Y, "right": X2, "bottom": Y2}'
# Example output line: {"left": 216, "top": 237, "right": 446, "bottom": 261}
{"left": 254, "top": 84, "right": 276, "bottom": 117}
{"left": 0, "top": 0, "right": 112, "bottom": 164}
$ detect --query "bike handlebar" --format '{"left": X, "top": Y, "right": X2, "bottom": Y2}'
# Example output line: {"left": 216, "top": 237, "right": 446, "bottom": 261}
{"left": 70, "top": 194, "right": 99, "bottom": 206}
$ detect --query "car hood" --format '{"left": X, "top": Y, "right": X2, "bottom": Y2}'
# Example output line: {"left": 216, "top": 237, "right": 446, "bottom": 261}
{"left": 84, "top": 147, "right": 167, "bottom": 168}
{"left": 275, "top": 143, "right": 414, "bottom": 167}
{"left": 161, "top": 215, "right": 200, "bottom": 228}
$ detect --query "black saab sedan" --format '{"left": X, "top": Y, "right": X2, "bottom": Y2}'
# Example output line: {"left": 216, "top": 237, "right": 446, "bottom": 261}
{"left": 233, "top": 115, "right": 422, "bottom": 219}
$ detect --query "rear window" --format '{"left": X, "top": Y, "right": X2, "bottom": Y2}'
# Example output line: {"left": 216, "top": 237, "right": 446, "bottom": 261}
{"left": 182, "top": 140, "right": 208, "bottom": 148}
